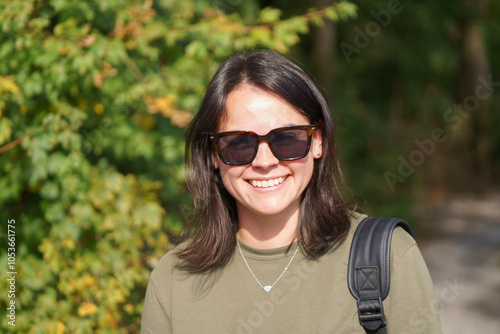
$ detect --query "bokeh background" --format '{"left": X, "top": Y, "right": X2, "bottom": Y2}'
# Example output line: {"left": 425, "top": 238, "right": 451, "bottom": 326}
{"left": 1, "top": 0, "right": 499, "bottom": 332}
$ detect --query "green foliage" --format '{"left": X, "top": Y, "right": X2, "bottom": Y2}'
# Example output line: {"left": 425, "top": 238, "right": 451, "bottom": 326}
{"left": 0, "top": 0, "right": 356, "bottom": 332}
{"left": 259, "top": 7, "right": 282, "bottom": 24}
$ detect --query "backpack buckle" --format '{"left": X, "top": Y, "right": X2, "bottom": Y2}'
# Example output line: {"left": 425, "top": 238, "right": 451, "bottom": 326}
{"left": 357, "top": 297, "right": 386, "bottom": 331}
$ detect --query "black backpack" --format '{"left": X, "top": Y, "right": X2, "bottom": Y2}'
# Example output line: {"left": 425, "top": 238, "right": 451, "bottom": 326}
{"left": 348, "top": 217, "right": 415, "bottom": 334}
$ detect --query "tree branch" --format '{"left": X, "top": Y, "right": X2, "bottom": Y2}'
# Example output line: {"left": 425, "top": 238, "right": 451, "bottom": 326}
{"left": 0, "top": 137, "right": 24, "bottom": 154}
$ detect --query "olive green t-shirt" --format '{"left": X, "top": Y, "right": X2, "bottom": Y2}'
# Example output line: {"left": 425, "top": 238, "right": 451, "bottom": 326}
{"left": 141, "top": 214, "right": 442, "bottom": 333}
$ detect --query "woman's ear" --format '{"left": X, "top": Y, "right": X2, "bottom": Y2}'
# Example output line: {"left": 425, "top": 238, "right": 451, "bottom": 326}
{"left": 214, "top": 154, "right": 220, "bottom": 169}
{"left": 312, "top": 128, "right": 323, "bottom": 159}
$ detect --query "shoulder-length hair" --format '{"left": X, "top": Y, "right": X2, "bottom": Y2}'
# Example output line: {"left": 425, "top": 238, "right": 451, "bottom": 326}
{"left": 178, "top": 49, "right": 354, "bottom": 271}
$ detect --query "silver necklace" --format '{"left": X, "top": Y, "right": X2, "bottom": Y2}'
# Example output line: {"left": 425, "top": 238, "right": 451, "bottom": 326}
{"left": 236, "top": 240, "right": 300, "bottom": 292}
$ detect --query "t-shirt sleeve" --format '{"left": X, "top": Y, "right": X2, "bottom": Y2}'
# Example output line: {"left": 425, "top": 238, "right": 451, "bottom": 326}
{"left": 141, "top": 253, "right": 174, "bottom": 334}
{"left": 384, "top": 228, "right": 443, "bottom": 334}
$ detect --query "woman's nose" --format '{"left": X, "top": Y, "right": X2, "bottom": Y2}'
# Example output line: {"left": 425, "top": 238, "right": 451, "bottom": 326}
{"left": 251, "top": 141, "right": 279, "bottom": 169}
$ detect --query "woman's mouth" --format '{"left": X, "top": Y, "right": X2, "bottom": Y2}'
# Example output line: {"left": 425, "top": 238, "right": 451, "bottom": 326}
{"left": 248, "top": 176, "right": 288, "bottom": 188}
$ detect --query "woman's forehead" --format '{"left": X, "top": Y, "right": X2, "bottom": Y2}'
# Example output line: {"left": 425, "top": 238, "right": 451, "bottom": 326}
{"left": 217, "top": 85, "right": 309, "bottom": 132}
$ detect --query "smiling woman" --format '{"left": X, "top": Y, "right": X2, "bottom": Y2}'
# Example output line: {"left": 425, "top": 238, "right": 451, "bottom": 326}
{"left": 179, "top": 50, "right": 352, "bottom": 264}
{"left": 141, "top": 50, "right": 442, "bottom": 334}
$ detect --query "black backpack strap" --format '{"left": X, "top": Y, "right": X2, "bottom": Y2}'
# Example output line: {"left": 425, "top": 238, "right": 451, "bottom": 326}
{"left": 348, "top": 217, "right": 414, "bottom": 333}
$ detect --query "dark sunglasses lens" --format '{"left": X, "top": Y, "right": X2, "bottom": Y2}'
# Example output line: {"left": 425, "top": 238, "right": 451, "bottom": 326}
{"left": 270, "top": 129, "right": 309, "bottom": 159}
{"left": 218, "top": 134, "right": 256, "bottom": 164}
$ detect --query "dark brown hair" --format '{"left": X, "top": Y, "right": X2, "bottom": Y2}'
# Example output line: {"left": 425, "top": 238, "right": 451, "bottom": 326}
{"left": 178, "top": 50, "right": 354, "bottom": 271}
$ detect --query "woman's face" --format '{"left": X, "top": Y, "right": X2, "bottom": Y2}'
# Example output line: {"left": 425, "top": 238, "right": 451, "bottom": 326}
{"left": 214, "top": 84, "right": 322, "bottom": 222}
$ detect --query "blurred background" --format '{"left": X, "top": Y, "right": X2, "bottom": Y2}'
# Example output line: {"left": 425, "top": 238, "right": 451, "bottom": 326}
{"left": 1, "top": 0, "right": 499, "bottom": 332}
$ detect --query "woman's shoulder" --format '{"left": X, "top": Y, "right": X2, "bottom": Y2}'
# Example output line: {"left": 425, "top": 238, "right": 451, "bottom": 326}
{"left": 347, "top": 212, "right": 417, "bottom": 258}
{"left": 149, "top": 240, "right": 191, "bottom": 281}
{"left": 347, "top": 211, "right": 367, "bottom": 231}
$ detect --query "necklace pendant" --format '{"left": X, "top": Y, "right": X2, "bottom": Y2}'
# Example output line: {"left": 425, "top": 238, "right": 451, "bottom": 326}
{"left": 237, "top": 240, "right": 300, "bottom": 293}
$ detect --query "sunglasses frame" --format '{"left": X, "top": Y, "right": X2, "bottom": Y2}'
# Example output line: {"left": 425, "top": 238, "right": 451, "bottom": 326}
{"left": 210, "top": 125, "right": 316, "bottom": 166}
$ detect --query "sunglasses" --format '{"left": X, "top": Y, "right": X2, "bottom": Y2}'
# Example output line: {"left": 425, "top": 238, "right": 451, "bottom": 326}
{"left": 210, "top": 125, "right": 316, "bottom": 166}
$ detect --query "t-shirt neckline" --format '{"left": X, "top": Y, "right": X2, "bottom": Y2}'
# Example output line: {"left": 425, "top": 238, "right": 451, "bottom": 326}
{"left": 236, "top": 239, "right": 301, "bottom": 261}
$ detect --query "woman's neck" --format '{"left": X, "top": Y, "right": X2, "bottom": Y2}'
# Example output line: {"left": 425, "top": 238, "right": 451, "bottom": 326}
{"left": 236, "top": 206, "right": 300, "bottom": 249}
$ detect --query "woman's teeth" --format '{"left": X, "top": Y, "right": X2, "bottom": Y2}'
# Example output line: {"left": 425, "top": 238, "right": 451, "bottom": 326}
{"left": 251, "top": 177, "right": 285, "bottom": 188}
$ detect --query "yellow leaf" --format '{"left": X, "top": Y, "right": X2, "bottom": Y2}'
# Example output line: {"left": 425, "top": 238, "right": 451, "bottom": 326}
{"left": 124, "top": 303, "right": 134, "bottom": 314}
{"left": 78, "top": 302, "right": 98, "bottom": 316}
{"left": 83, "top": 275, "right": 95, "bottom": 287}
{"left": 46, "top": 321, "right": 66, "bottom": 334}
{"left": 56, "top": 321, "right": 66, "bottom": 334}
{"left": 93, "top": 103, "right": 104, "bottom": 115}
{"left": 61, "top": 238, "right": 75, "bottom": 250}
{"left": 0, "top": 76, "right": 19, "bottom": 94}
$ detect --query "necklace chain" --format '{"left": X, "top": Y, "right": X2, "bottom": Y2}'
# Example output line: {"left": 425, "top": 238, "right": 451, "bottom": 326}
{"left": 236, "top": 240, "right": 300, "bottom": 293}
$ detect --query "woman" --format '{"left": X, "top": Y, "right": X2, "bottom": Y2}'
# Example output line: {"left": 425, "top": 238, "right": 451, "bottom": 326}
{"left": 141, "top": 50, "right": 442, "bottom": 333}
